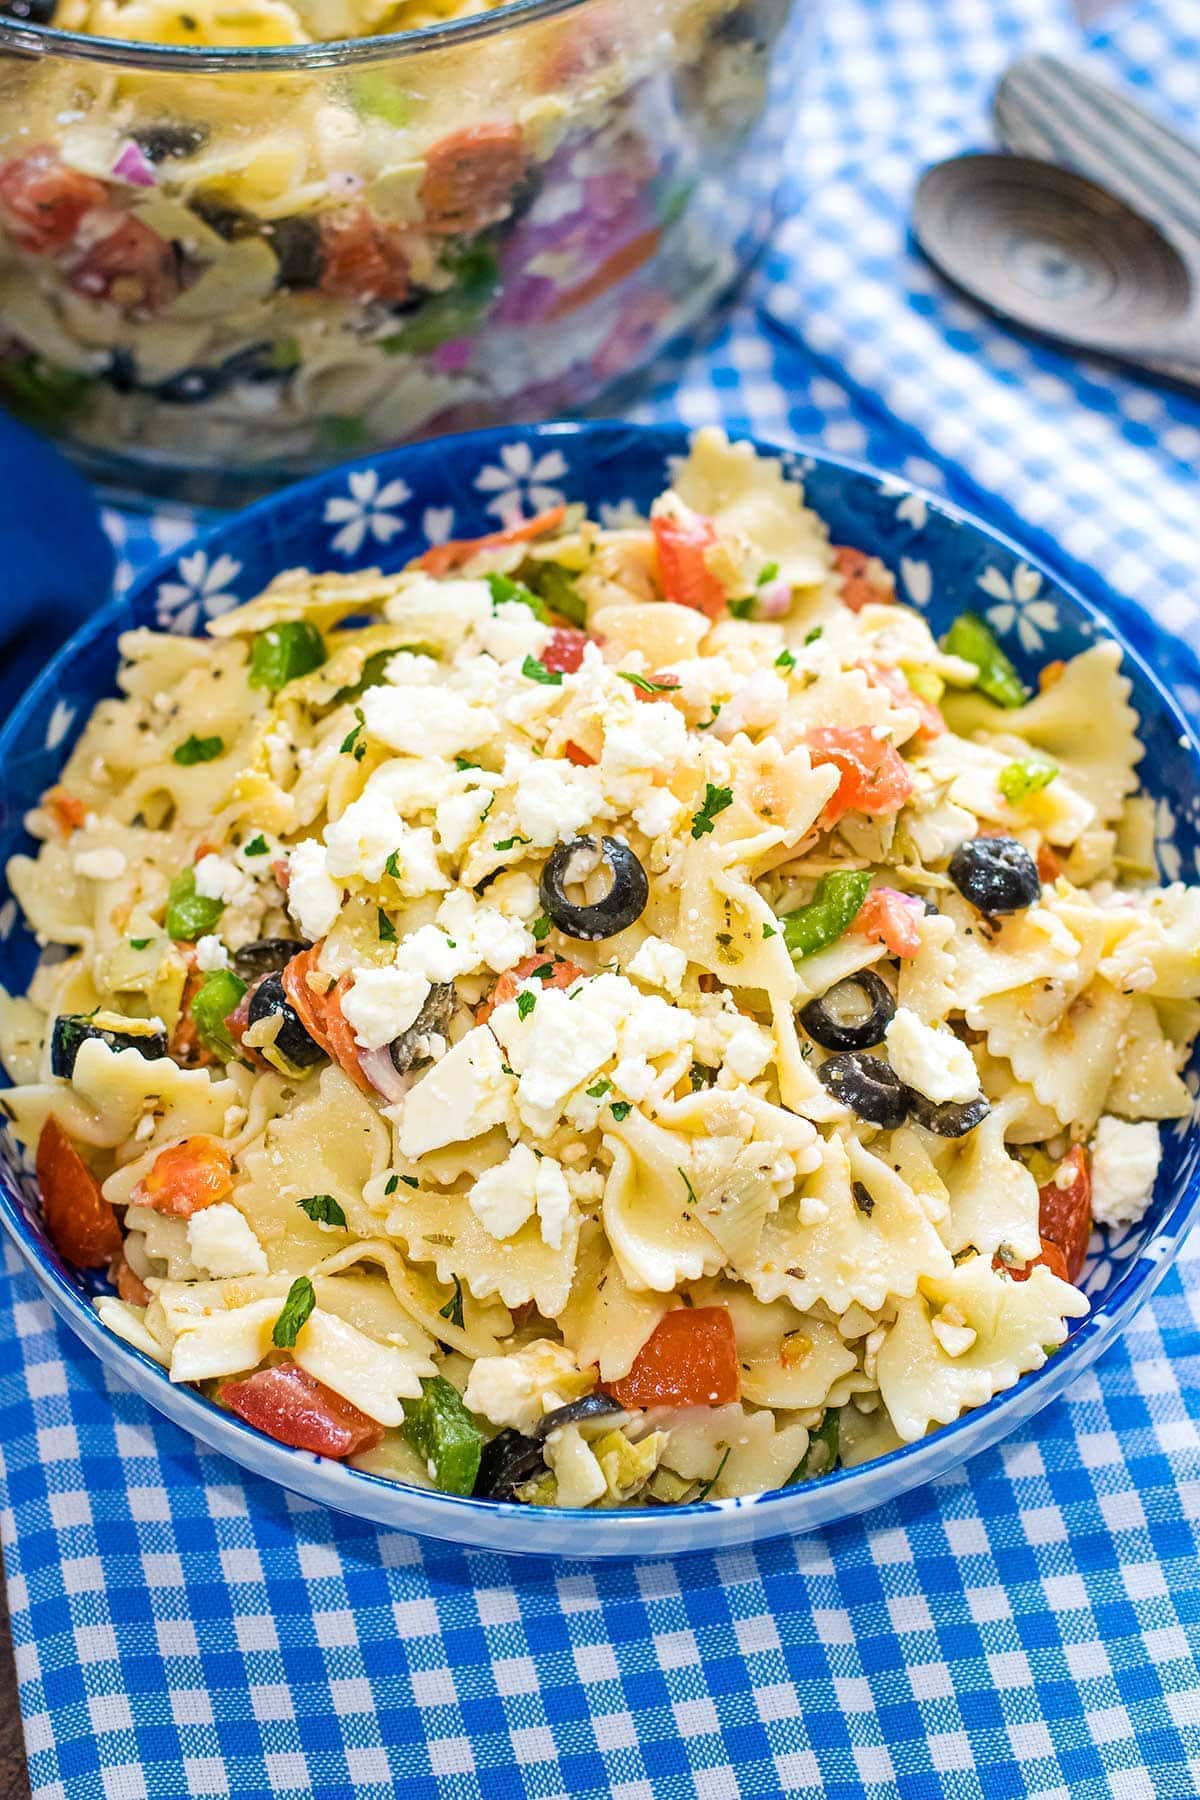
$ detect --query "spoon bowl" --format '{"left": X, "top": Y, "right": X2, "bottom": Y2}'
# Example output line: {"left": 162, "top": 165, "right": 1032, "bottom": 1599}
{"left": 913, "top": 152, "right": 1200, "bottom": 388}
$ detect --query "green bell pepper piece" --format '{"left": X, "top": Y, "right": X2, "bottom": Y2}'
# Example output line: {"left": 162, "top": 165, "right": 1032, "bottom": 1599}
{"left": 190, "top": 969, "right": 247, "bottom": 1059}
{"left": 165, "top": 869, "right": 224, "bottom": 943}
{"left": 942, "top": 611, "right": 1028, "bottom": 708}
{"left": 0, "top": 357, "right": 93, "bottom": 431}
{"left": 787, "top": 1407, "right": 840, "bottom": 1484}
{"left": 998, "top": 759, "right": 1057, "bottom": 804}
{"left": 379, "top": 246, "right": 499, "bottom": 355}
{"left": 249, "top": 620, "right": 327, "bottom": 691}
{"left": 532, "top": 563, "right": 588, "bottom": 628}
{"left": 781, "top": 870, "right": 873, "bottom": 961}
{"left": 402, "top": 1375, "right": 484, "bottom": 1496}
{"left": 486, "top": 571, "right": 548, "bottom": 621}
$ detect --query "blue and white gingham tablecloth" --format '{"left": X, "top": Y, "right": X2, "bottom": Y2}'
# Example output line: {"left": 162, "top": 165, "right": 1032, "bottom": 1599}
{"left": 9, "top": 2, "right": 1200, "bottom": 1795}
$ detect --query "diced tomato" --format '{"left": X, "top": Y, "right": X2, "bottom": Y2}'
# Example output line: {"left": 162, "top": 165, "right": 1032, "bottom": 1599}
{"left": 602, "top": 1306, "right": 740, "bottom": 1409}
{"left": 416, "top": 505, "right": 568, "bottom": 577}
{"left": 651, "top": 511, "right": 726, "bottom": 620}
{"left": 169, "top": 969, "right": 216, "bottom": 1069}
{"left": 36, "top": 1116, "right": 122, "bottom": 1269}
{"left": 137, "top": 1135, "right": 234, "bottom": 1218}
{"left": 545, "top": 226, "right": 662, "bottom": 322}
{"left": 1039, "top": 659, "right": 1066, "bottom": 692}
{"left": 1037, "top": 844, "right": 1063, "bottom": 883}
{"left": 220, "top": 1362, "right": 383, "bottom": 1459}
{"left": 44, "top": 785, "right": 87, "bottom": 835}
{"left": 863, "top": 662, "right": 944, "bottom": 741}
{"left": 1037, "top": 1145, "right": 1092, "bottom": 1284}
{"left": 420, "top": 123, "right": 527, "bottom": 235}
{"left": 834, "top": 544, "right": 894, "bottom": 613}
{"left": 272, "top": 858, "right": 291, "bottom": 891}
{"left": 193, "top": 840, "right": 220, "bottom": 863}
{"left": 319, "top": 207, "right": 409, "bottom": 305}
{"left": 0, "top": 149, "right": 106, "bottom": 254}
{"left": 476, "top": 953, "right": 585, "bottom": 1024}
{"left": 855, "top": 887, "right": 923, "bottom": 958}
{"left": 807, "top": 725, "right": 914, "bottom": 826}
{"left": 542, "top": 626, "right": 589, "bottom": 674}
{"left": 564, "top": 740, "right": 596, "bottom": 767}
{"left": 281, "top": 944, "right": 371, "bottom": 1094}
{"left": 70, "top": 215, "right": 178, "bottom": 313}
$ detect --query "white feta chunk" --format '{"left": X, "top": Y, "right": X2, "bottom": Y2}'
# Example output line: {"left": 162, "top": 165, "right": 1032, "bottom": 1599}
{"left": 885, "top": 1007, "right": 979, "bottom": 1105}
{"left": 74, "top": 846, "right": 127, "bottom": 881}
{"left": 628, "top": 935, "right": 688, "bottom": 997}
{"left": 195, "top": 934, "right": 230, "bottom": 972}
{"left": 361, "top": 684, "right": 497, "bottom": 759}
{"left": 510, "top": 757, "right": 604, "bottom": 848}
{"left": 193, "top": 853, "right": 254, "bottom": 907}
{"left": 479, "top": 601, "right": 550, "bottom": 664}
{"left": 398, "top": 1025, "right": 513, "bottom": 1158}
{"left": 286, "top": 839, "right": 343, "bottom": 941}
{"left": 342, "top": 968, "right": 430, "bottom": 1050}
{"left": 185, "top": 1204, "right": 269, "bottom": 1279}
{"left": 463, "top": 1339, "right": 591, "bottom": 1434}
{"left": 1090, "top": 1117, "right": 1162, "bottom": 1229}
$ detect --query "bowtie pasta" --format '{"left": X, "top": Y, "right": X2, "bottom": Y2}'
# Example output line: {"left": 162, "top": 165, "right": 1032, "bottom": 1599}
{"left": 4, "top": 428, "right": 1197, "bottom": 1507}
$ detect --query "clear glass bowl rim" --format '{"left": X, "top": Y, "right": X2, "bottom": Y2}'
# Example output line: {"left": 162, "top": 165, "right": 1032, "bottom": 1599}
{"left": 0, "top": 0, "right": 595, "bottom": 73}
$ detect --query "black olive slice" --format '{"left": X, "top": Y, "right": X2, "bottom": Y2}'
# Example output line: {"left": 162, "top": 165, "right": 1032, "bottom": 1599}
{"left": 246, "top": 972, "right": 324, "bottom": 1068}
{"left": 539, "top": 835, "right": 649, "bottom": 941}
{"left": 799, "top": 971, "right": 895, "bottom": 1052}
{"left": 473, "top": 1428, "right": 545, "bottom": 1500}
{"left": 533, "top": 1393, "right": 623, "bottom": 1439}
{"left": 131, "top": 123, "right": 209, "bottom": 162}
{"left": 51, "top": 1013, "right": 168, "bottom": 1080}
{"left": 390, "top": 983, "right": 456, "bottom": 1074}
{"left": 948, "top": 835, "right": 1040, "bottom": 914}
{"left": 231, "top": 937, "right": 310, "bottom": 980}
{"left": 817, "top": 1051, "right": 910, "bottom": 1128}
{"left": 906, "top": 1090, "right": 991, "bottom": 1137}
{"left": 266, "top": 214, "right": 325, "bottom": 290}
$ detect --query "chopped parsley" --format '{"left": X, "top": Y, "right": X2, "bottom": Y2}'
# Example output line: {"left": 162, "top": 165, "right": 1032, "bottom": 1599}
{"left": 586, "top": 1078, "right": 612, "bottom": 1099}
{"left": 438, "top": 1275, "right": 466, "bottom": 1329}
{"left": 385, "top": 850, "right": 402, "bottom": 879}
{"left": 455, "top": 756, "right": 481, "bottom": 772}
{"left": 129, "top": 936, "right": 152, "bottom": 950}
{"left": 531, "top": 915, "right": 552, "bottom": 943}
{"left": 610, "top": 1100, "right": 632, "bottom": 1121}
{"left": 272, "top": 1275, "right": 315, "bottom": 1348}
{"left": 479, "top": 795, "right": 495, "bottom": 824}
{"left": 618, "top": 671, "right": 679, "bottom": 695}
{"left": 678, "top": 1167, "right": 699, "bottom": 1207}
{"left": 690, "top": 783, "right": 734, "bottom": 839}
{"left": 521, "top": 654, "right": 562, "bottom": 687}
{"left": 399, "top": 1175, "right": 419, "bottom": 1189}
{"left": 493, "top": 833, "right": 530, "bottom": 852}
{"left": 693, "top": 1446, "right": 731, "bottom": 1502}
{"left": 762, "top": 921, "right": 778, "bottom": 939}
{"left": 804, "top": 626, "right": 823, "bottom": 645}
{"left": 173, "top": 733, "right": 224, "bottom": 766}
{"left": 698, "top": 704, "right": 722, "bottom": 730}
{"left": 516, "top": 991, "right": 536, "bottom": 1020}
{"left": 756, "top": 561, "right": 780, "bottom": 586}
{"left": 775, "top": 648, "right": 796, "bottom": 672}
{"left": 487, "top": 571, "right": 547, "bottom": 621}
{"left": 340, "top": 708, "right": 365, "bottom": 758}
{"left": 529, "top": 962, "right": 555, "bottom": 980}
{"left": 726, "top": 598, "right": 755, "bottom": 620}
{"left": 385, "top": 1174, "right": 399, "bottom": 1194}
{"left": 297, "top": 1193, "right": 347, "bottom": 1228}
{"left": 377, "top": 908, "right": 397, "bottom": 943}
{"left": 243, "top": 834, "right": 269, "bottom": 857}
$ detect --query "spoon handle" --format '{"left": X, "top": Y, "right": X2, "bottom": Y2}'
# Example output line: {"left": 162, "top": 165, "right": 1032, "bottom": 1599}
{"left": 994, "top": 54, "right": 1200, "bottom": 255}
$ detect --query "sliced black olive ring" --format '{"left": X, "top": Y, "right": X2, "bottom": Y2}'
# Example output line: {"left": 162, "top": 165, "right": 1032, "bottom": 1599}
{"left": 471, "top": 1394, "right": 624, "bottom": 1499}
{"left": 817, "top": 1052, "right": 910, "bottom": 1129}
{"left": 390, "top": 982, "right": 456, "bottom": 1074}
{"left": 799, "top": 971, "right": 896, "bottom": 1052}
{"left": 51, "top": 1012, "right": 168, "bottom": 1080}
{"left": 231, "top": 937, "right": 311, "bottom": 980}
{"left": 948, "top": 835, "right": 1041, "bottom": 915}
{"left": 906, "top": 1090, "right": 991, "bottom": 1137}
{"left": 245, "top": 972, "right": 324, "bottom": 1069}
{"left": 539, "top": 835, "right": 649, "bottom": 941}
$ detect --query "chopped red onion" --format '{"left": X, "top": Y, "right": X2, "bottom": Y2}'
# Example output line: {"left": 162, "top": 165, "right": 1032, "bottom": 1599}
{"left": 112, "top": 141, "right": 156, "bottom": 188}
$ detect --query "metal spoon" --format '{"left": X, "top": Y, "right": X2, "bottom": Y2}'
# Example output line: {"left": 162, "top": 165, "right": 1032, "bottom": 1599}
{"left": 912, "top": 59, "right": 1200, "bottom": 390}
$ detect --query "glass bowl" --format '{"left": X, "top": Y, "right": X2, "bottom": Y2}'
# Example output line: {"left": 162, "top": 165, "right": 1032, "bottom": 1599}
{"left": 0, "top": 0, "right": 806, "bottom": 506}
{"left": 1, "top": 420, "right": 1197, "bottom": 1557}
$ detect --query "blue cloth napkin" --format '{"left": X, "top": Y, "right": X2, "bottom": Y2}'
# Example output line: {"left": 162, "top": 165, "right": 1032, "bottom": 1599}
{"left": 5, "top": 5, "right": 1200, "bottom": 1799}
{"left": 0, "top": 418, "right": 113, "bottom": 722}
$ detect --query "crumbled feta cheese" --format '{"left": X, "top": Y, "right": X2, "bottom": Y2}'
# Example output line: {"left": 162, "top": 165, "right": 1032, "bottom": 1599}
{"left": 195, "top": 934, "right": 230, "bottom": 972}
{"left": 713, "top": 669, "right": 789, "bottom": 739}
{"left": 342, "top": 968, "right": 430, "bottom": 1050}
{"left": 467, "top": 1141, "right": 572, "bottom": 1249}
{"left": 194, "top": 853, "right": 254, "bottom": 907}
{"left": 493, "top": 987, "right": 617, "bottom": 1135}
{"left": 394, "top": 924, "right": 474, "bottom": 984}
{"left": 611, "top": 1056, "right": 656, "bottom": 1102}
{"left": 1090, "top": 1117, "right": 1162, "bottom": 1229}
{"left": 885, "top": 1007, "right": 979, "bottom": 1105}
{"left": 286, "top": 839, "right": 342, "bottom": 940}
{"left": 361, "top": 684, "right": 497, "bottom": 759}
{"left": 185, "top": 1204, "right": 269, "bottom": 1279}
{"left": 511, "top": 756, "right": 604, "bottom": 847}
{"left": 463, "top": 1339, "right": 591, "bottom": 1434}
{"left": 722, "top": 1021, "right": 774, "bottom": 1083}
{"left": 633, "top": 787, "right": 686, "bottom": 839}
{"left": 601, "top": 698, "right": 689, "bottom": 784}
{"left": 479, "top": 601, "right": 550, "bottom": 664}
{"left": 799, "top": 1195, "right": 829, "bottom": 1226}
{"left": 397, "top": 1025, "right": 513, "bottom": 1158}
{"left": 628, "top": 935, "right": 688, "bottom": 997}
{"left": 73, "top": 847, "right": 127, "bottom": 881}
{"left": 383, "top": 650, "right": 439, "bottom": 685}
{"left": 435, "top": 791, "right": 485, "bottom": 856}
{"left": 324, "top": 793, "right": 447, "bottom": 896}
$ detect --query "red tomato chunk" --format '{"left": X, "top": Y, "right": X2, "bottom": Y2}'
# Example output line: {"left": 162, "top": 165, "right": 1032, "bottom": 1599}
{"left": 807, "top": 724, "right": 914, "bottom": 825}
{"left": 603, "top": 1306, "right": 740, "bottom": 1409}
{"left": 137, "top": 1135, "right": 234, "bottom": 1218}
{"left": 221, "top": 1363, "right": 383, "bottom": 1459}
{"left": 651, "top": 512, "right": 727, "bottom": 619}
{"left": 542, "top": 627, "right": 589, "bottom": 674}
{"left": 855, "top": 887, "right": 923, "bottom": 958}
{"left": 0, "top": 148, "right": 106, "bottom": 253}
{"left": 36, "top": 1116, "right": 122, "bottom": 1269}
{"left": 1037, "top": 1145, "right": 1092, "bottom": 1284}
{"left": 420, "top": 123, "right": 527, "bottom": 235}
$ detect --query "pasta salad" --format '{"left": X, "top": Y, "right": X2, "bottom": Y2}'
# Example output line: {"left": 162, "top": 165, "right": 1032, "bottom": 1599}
{"left": 3, "top": 428, "right": 1197, "bottom": 1508}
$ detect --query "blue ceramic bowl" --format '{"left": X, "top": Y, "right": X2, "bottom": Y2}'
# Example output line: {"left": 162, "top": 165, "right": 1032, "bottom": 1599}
{"left": 2, "top": 422, "right": 1198, "bottom": 1557}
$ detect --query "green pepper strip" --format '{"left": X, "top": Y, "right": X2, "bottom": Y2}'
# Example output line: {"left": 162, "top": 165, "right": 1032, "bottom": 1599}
{"left": 165, "top": 868, "right": 224, "bottom": 943}
{"left": 401, "top": 1375, "right": 484, "bottom": 1496}
{"left": 487, "top": 572, "right": 548, "bottom": 621}
{"left": 249, "top": 619, "right": 327, "bottom": 692}
{"left": 787, "top": 1407, "right": 840, "bottom": 1484}
{"left": 941, "top": 611, "right": 1029, "bottom": 708}
{"left": 533, "top": 563, "right": 588, "bottom": 627}
{"left": 998, "top": 759, "right": 1057, "bottom": 804}
{"left": 780, "top": 870, "right": 873, "bottom": 961}
{"left": 190, "top": 969, "right": 247, "bottom": 1060}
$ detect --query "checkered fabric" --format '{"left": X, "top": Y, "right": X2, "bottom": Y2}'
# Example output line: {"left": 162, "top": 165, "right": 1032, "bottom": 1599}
{"left": 8, "top": 2, "right": 1200, "bottom": 1796}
